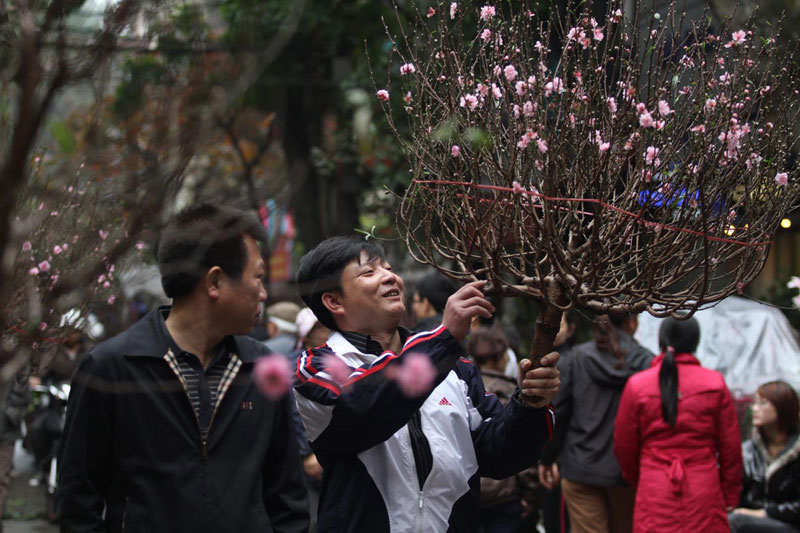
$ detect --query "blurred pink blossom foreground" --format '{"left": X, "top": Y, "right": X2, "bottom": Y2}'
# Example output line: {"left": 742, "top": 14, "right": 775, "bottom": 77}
{"left": 253, "top": 354, "right": 293, "bottom": 400}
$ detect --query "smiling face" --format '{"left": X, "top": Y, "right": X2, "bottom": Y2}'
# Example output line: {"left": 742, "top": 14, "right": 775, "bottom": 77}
{"left": 324, "top": 250, "right": 405, "bottom": 334}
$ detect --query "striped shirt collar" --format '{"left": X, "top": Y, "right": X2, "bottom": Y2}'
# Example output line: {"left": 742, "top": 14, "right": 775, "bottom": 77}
{"left": 340, "top": 327, "right": 412, "bottom": 356}
{"left": 158, "top": 308, "right": 229, "bottom": 362}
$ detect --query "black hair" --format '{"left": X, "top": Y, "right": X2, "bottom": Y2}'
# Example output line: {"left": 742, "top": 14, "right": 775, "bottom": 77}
{"left": 415, "top": 271, "right": 458, "bottom": 314}
{"left": 657, "top": 316, "right": 701, "bottom": 427}
{"left": 157, "top": 204, "right": 267, "bottom": 299}
{"left": 296, "top": 235, "right": 386, "bottom": 331}
{"left": 593, "top": 311, "right": 631, "bottom": 366}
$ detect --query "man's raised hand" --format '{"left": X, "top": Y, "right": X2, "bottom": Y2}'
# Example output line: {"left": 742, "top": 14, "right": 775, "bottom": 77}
{"left": 441, "top": 280, "right": 495, "bottom": 342}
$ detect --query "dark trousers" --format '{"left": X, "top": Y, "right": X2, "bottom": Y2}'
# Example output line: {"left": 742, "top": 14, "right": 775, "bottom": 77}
{"left": 541, "top": 484, "right": 570, "bottom": 533}
{"left": 729, "top": 512, "right": 800, "bottom": 533}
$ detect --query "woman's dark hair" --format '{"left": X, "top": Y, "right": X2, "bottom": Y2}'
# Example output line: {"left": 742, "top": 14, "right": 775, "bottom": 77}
{"left": 593, "top": 311, "right": 631, "bottom": 367}
{"left": 657, "top": 316, "right": 701, "bottom": 427}
{"left": 757, "top": 381, "right": 800, "bottom": 440}
{"left": 296, "top": 235, "right": 386, "bottom": 331}
{"left": 157, "top": 204, "right": 267, "bottom": 299}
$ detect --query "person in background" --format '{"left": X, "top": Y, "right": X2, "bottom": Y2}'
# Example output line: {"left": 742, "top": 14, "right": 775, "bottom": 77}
{"left": 614, "top": 317, "right": 742, "bottom": 532}
{"left": 545, "top": 312, "right": 653, "bottom": 533}
{"left": 290, "top": 307, "right": 330, "bottom": 533}
{"left": 265, "top": 301, "right": 302, "bottom": 355}
{"left": 468, "top": 326, "right": 540, "bottom": 533}
{"left": 730, "top": 380, "right": 800, "bottom": 532}
{"left": 412, "top": 270, "right": 458, "bottom": 332}
{"left": 0, "top": 363, "right": 31, "bottom": 532}
{"left": 539, "top": 311, "right": 581, "bottom": 533}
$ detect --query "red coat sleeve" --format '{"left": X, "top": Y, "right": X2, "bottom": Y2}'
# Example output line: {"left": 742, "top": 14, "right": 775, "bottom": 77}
{"left": 715, "top": 382, "right": 743, "bottom": 508}
{"left": 614, "top": 379, "right": 642, "bottom": 486}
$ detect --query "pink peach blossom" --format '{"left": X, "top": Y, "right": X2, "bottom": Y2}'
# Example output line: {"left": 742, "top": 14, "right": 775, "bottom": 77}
{"left": 29, "top": 267, "right": 39, "bottom": 276}
{"left": 705, "top": 98, "right": 716, "bottom": 111}
{"left": 480, "top": 5, "right": 496, "bottom": 20}
{"left": 480, "top": 28, "right": 492, "bottom": 41}
{"left": 376, "top": 89, "right": 390, "bottom": 102}
{"left": 504, "top": 65, "right": 518, "bottom": 82}
{"left": 536, "top": 139, "right": 548, "bottom": 153}
{"left": 599, "top": 142, "right": 611, "bottom": 153}
{"left": 658, "top": 100, "right": 672, "bottom": 116}
{"left": 22, "top": 241, "right": 31, "bottom": 252}
{"left": 254, "top": 355, "right": 293, "bottom": 400}
{"left": 639, "top": 111, "right": 654, "bottom": 128}
{"left": 400, "top": 63, "right": 416, "bottom": 75}
{"left": 450, "top": 2, "right": 458, "bottom": 19}
{"left": 644, "top": 146, "right": 660, "bottom": 166}
{"left": 606, "top": 97, "right": 617, "bottom": 114}
{"left": 776, "top": 172, "right": 789, "bottom": 186}
{"left": 451, "top": 145, "right": 461, "bottom": 157}
{"left": 491, "top": 83, "right": 502, "bottom": 99}
{"left": 38, "top": 260, "right": 50, "bottom": 272}
{"left": 691, "top": 125, "right": 706, "bottom": 134}
{"left": 593, "top": 28, "right": 604, "bottom": 41}
{"left": 515, "top": 81, "right": 527, "bottom": 96}
{"left": 512, "top": 181, "right": 523, "bottom": 193}
{"left": 53, "top": 245, "right": 62, "bottom": 255}
{"left": 426, "top": 7, "right": 435, "bottom": 17}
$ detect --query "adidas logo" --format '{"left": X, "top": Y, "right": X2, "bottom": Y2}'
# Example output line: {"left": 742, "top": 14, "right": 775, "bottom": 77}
{"left": 438, "top": 397, "right": 452, "bottom": 406}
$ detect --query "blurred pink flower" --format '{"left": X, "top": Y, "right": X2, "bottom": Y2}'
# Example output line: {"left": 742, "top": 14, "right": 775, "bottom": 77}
{"left": 22, "top": 241, "right": 31, "bottom": 252}
{"left": 451, "top": 145, "right": 461, "bottom": 157}
{"left": 29, "top": 267, "right": 39, "bottom": 276}
{"left": 393, "top": 353, "right": 436, "bottom": 398}
{"left": 536, "top": 139, "right": 548, "bottom": 153}
{"left": 515, "top": 81, "right": 527, "bottom": 96}
{"left": 480, "top": 28, "right": 492, "bottom": 42}
{"left": 253, "top": 355, "right": 293, "bottom": 400}
{"left": 404, "top": 91, "right": 413, "bottom": 104}
{"left": 107, "top": 296, "right": 116, "bottom": 305}
{"left": 658, "top": 100, "right": 672, "bottom": 116}
{"left": 99, "top": 230, "right": 109, "bottom": 240}
{"left": 376, "top": 89, "right": 390, "bottom": 102}
{"left": 593, "top": 28, "right": 604, "bottom": 41}
{"left": 39, "top": 322, "right": 47, "bottom": 331}
{"left": 135, "top": 242, "right": 145, "bottom": 250}
{"left": 460, "top": 94, "right": 479, "bottom": 111}
{"left": 606, "top": 97, "right": 617, "bottom": 114}
{"left": 324, "top": 355, "right": 352, "bottom": 386}
{"left": 427, "top": 7, "right": 435, "bottom": 17}
{"left": 523, "top": 101, "right": 535, "bottom": 117}
{"left": 691, "top": 125, "right": 706, "bottom": 134}
{"left": 599, "top": 142, "right": 611, "bottom": 153}
{"left": 53, "top": 245, "right": 63, "bottom": 255}
{"left": 450, "top": 2, "right": 458, "bottom": 19}
{"left": 38, "top": 260, "right": 50, "bottom": 272}
{"left": 732, "top": 30, "right": 747, "bottom": 44}
{"left": 103, "top": 281, "right": 111, "bottom": 289}
{"left": 776, "top": 172, "right": 789, "bottom": 186}
{"left": 491, "top": 84, "right": 502, "bottom": 99}
{"left": 787, "top": 277, "right": 800, "bottom": 290}
{"left": 480, "top": 5, "right": 495, "bottom": 20}
{"left": 705, "top": 98, "right": 717, "bottom": 112}
{"left": 512, "top": 181, "right": 523, "bottom": 193}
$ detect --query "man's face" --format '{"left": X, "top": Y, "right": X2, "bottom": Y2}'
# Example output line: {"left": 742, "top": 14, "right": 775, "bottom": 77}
{"left": 333, "top": 250, "right": 405, "bottom": 332}
{"left": 219, "top": 234, "right": 268, "bottom": 335}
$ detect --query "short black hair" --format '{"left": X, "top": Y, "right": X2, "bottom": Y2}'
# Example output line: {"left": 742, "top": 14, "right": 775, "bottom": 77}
{"left": 415, "top": 271, "right": 458, "bottom": 314}
{"left": 296, "top": 236, "right": 386, "bottom": 331}
{"left": 157, "top": 204, "right": 267, "bottom": 299}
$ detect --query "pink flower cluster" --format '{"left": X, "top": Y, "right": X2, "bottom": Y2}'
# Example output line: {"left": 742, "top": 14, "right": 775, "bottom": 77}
{"left": 253, "top": 355, "right": 293, "bottom": 400}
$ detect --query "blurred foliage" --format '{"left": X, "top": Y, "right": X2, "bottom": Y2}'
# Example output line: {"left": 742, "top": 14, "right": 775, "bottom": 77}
{"left": 757, "top": 268, "right": 800, "bottom": 333}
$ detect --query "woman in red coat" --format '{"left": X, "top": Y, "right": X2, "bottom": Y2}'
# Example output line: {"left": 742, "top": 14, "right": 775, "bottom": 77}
{"left": 613, "top": 316, "right": 743, "bottom": 532}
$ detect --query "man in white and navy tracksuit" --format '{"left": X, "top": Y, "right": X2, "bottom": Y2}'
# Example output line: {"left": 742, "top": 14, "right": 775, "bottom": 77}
{"left": 293, "top": 236, "right": 560, "bottom": 532}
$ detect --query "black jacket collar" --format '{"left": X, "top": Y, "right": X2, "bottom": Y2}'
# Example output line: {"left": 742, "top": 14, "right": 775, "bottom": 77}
{"left": 340, "top": 327, "right": 412, "bottom": 355}
{"left": 124, "top": 306, "right": 258, "bottom": 363}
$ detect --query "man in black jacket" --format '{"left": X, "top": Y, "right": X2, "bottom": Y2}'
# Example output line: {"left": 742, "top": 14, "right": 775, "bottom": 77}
{"left": 58, "top": 204, "right": 309, "bottom": 533}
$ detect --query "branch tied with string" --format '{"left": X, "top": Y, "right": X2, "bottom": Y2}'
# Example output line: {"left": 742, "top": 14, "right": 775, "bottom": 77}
{"left": 375, "top": 0, "right": 800, "bottom": 363}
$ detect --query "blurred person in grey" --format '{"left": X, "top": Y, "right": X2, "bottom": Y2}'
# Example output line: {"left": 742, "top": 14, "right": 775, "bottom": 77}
{"left": 0, "top": 362, "right": 31, "bottom": 532}
{"left": 265, "top": 301, "right": 302, "bottom": 356}
{"left": 58, "top": 204, "right": 308, "bottom": 532}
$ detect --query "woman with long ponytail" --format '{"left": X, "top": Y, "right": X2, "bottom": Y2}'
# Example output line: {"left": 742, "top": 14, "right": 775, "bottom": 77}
{"left": 613, "top": 317, "right": 743, "bottom": 532}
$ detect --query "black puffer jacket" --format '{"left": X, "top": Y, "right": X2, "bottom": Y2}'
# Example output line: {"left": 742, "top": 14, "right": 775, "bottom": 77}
{"left": 739, "top": 431, "right": 800, "bottom": 526}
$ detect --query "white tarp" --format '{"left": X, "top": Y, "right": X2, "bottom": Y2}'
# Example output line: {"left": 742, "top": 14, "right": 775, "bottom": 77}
{"left": 635, "top": 296, "right": 800, "bottom": 397}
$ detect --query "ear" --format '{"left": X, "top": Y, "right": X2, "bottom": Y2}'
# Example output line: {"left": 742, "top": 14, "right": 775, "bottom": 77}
{"left": 205, "top": 266, "right": 224, "bottom": 300}
{"left": 321, "top": 291, "right": 346, "bottom": 319}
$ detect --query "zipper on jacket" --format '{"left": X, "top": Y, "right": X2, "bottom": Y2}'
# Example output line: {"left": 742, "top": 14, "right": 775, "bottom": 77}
{"left": 415, "top": 490, "right": 424, "bottom": 533}
{"left": 408, "top": 410, "right": 433, "bottom": 491}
